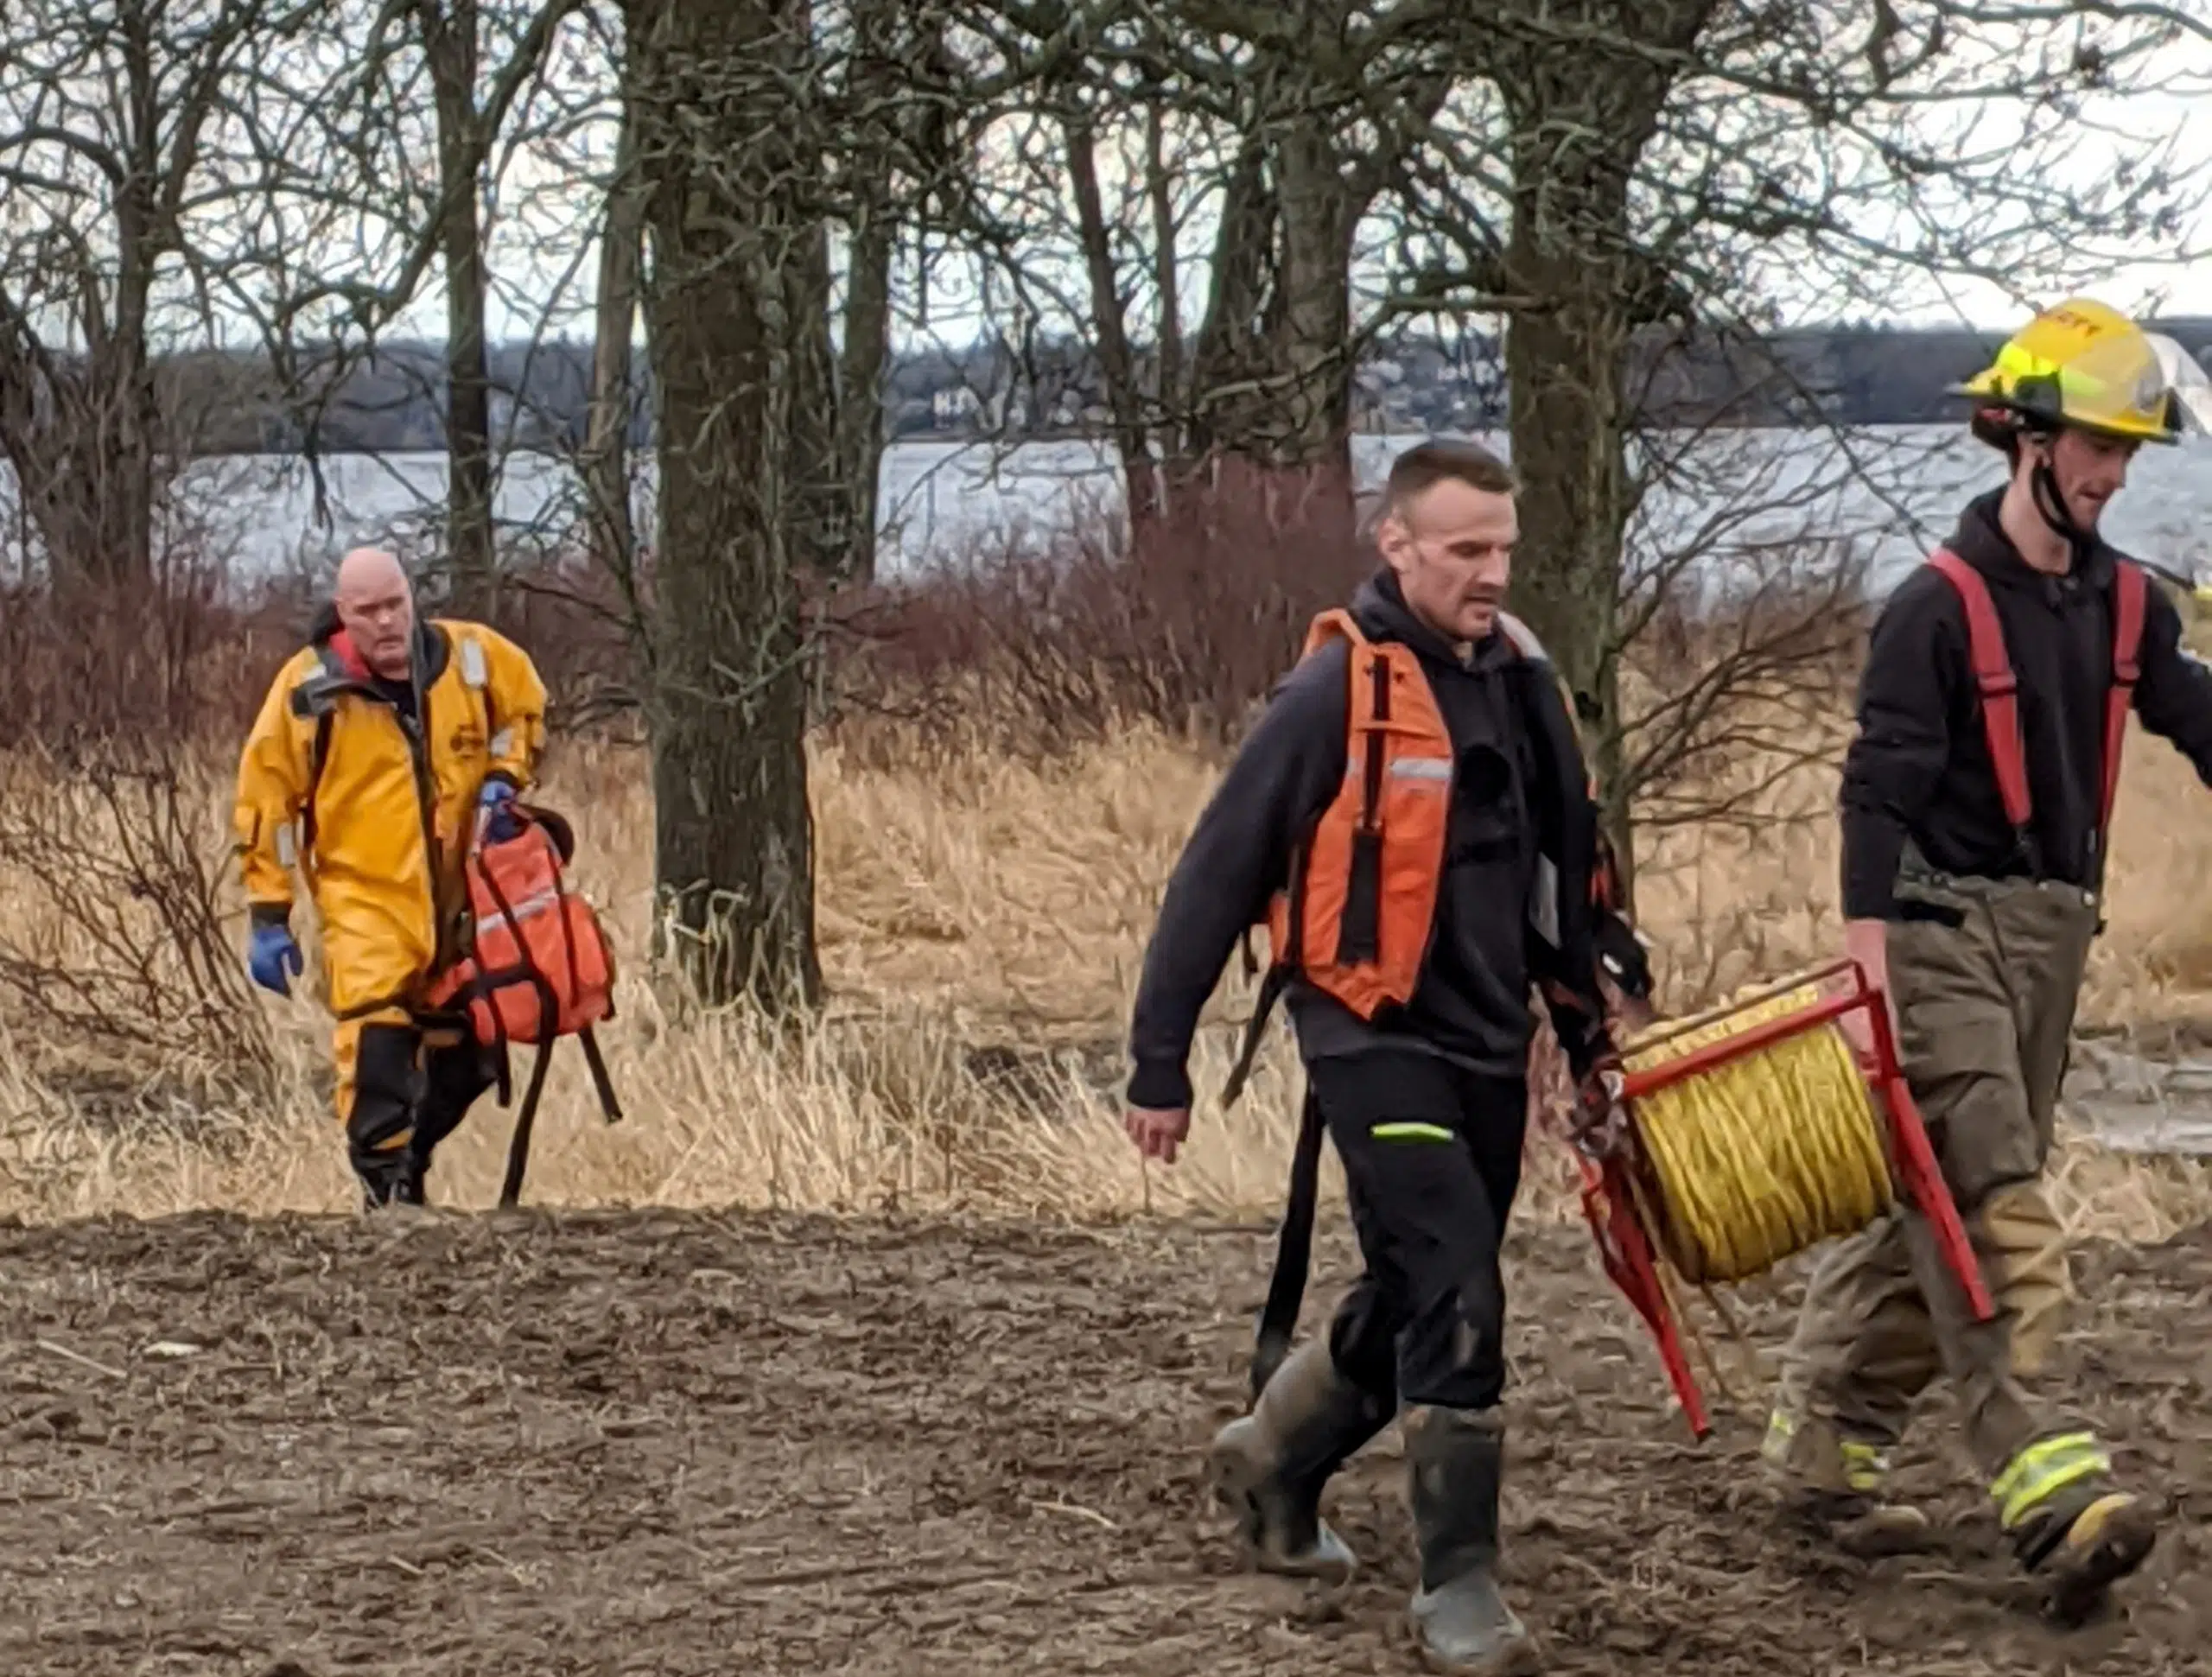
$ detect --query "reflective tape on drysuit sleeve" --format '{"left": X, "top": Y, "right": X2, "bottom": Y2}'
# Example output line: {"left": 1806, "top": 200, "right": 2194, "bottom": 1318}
{"left": 1990, "top": 1431, "right": 2110, "bottom": 1530}
{"left": 1372, "top": 1121, "right": 1455, "bottom": 1143}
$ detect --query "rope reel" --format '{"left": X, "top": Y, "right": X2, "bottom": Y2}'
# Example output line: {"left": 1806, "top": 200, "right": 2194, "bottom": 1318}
{"left": 1575, "top": 957, "right": 1993, "bottom": 1439}
{"left": 1619, "top": 978, "right": 1896, "bottom": 1285}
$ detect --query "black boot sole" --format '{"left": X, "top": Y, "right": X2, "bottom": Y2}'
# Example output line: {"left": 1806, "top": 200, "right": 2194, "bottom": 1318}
{"left": 2038, "top": 1498, "right": 2159, "bottom": 1628}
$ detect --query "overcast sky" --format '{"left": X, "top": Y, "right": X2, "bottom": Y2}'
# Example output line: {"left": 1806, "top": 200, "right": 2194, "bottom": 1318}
{"left": 418, "top": 124, "right": 2212, "bottom": 356}
{"left": 136, "top": 16, "right": 2212, "bottom": 356}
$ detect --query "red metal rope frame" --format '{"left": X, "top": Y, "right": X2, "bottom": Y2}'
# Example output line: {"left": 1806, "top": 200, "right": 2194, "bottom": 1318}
{"left": 1575, "top": 957, "right": 1994, "bottom": 1440}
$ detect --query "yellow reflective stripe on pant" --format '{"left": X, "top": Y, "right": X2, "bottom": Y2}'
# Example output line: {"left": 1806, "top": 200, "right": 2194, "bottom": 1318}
{"left": 1840, "top": 1439, "right": 1891, "bottom": 1493}
{"left": 1760, "top": 1410, "right": 1795, "bottom": 1469}
{"left": 1992, "top": 1430, "right": 2110, "bottom": 1530}
{"left": 1372, "top": 1121, "right": 1455, "bottom": 1143}
{"left": 1761, "top": 1409, "right": 1889, "bottom": 1492}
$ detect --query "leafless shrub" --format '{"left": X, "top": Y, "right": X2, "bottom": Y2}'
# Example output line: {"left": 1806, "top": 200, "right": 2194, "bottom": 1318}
{"left": 0, "top": 740, "right": 276, "bottom": 1103}
{"left": 822, "top": 460, "right": 1370, "bottom": 763}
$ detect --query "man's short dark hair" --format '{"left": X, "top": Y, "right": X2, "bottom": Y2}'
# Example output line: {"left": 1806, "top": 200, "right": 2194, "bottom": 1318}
{"left": 1384, "top": 437, "right": 1518, "bottom": 512}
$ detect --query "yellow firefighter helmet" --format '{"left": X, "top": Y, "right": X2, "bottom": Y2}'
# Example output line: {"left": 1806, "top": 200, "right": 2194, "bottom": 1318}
{"left": 1955, "top": 297, "right": 2185, "bottom": 447}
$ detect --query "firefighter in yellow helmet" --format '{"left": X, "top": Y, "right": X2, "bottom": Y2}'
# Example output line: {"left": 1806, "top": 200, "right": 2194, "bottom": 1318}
{"left": 232, "top": 547, "right": 549, "bottom": 1209}
{"left": 1764, "top": 299, "right": 2212, "bottom": 1621}
{"left": 1959, "top": 296, "right": 2190, "bottom": 521}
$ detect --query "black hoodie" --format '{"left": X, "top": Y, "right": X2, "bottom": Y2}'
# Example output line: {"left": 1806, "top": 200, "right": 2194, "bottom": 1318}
{"left": 1125, "top": 571, "right": 1610, "bottom": 1111}
{"left": 1840, "top": 487, "right": 2212, "bottom": 918}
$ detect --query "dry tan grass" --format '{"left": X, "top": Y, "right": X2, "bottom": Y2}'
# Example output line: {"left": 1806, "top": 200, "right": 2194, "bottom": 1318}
{"left": 0, "top": 697, "right": 2209, "bottom": 1248}
{"left": 1627, "top": 708, "right": 2212, "bottom": 1037}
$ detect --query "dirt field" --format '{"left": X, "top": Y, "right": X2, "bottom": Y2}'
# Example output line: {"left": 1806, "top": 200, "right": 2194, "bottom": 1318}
{"left": 3, "top": 1204, "right": 2208, "bottom": 1676}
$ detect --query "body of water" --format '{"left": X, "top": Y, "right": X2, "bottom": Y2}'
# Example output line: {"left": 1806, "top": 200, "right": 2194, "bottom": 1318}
{"left": 3, "top": 424, "right": 2209, "bottom": 599}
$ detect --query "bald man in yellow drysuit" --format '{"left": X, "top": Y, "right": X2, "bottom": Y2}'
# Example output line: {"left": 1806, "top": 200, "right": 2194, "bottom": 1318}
{"left": 233, "top": 548, "right": 549, "bottom": 1208}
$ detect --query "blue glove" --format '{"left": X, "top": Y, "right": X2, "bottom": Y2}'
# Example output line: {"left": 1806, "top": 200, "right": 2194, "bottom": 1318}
{"left": 247, "top": 923, "right": 302, "bottom": 996}
{"left": 479, "top": 778, "right": 522, "bottom": 842}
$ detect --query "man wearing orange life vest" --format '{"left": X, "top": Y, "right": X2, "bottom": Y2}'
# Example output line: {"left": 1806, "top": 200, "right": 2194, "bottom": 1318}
{"left": 1124, "top": 439, "right": 1629, "bottom": 1675}
{"left": 1763, "top": 299, "right": 2212, "bottom": 1619}
{"left": 232, "top": 547, "right": 548, "bottom": 1210}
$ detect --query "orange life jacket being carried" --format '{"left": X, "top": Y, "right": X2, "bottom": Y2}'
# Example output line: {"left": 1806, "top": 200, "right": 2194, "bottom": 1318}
{"left": 424, "top": 800, "right": 623, "bottom": 1205}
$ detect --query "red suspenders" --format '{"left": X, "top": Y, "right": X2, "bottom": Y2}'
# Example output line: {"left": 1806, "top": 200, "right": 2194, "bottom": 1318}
{"left": 1924, "top": 548, "right": 2147, "bottom": 854}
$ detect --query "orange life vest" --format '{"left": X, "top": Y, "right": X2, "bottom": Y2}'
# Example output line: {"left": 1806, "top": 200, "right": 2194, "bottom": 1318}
{"left": 423, "top": 800, "right": 623, "bottom": 1204}
{"left": 1222, "top": 605, "right": 1620, "bottom": 1111}
{"left": 1259, "top": 607, "right": 1456, "bottom": 1020}
{"left": 428, "top": 806, "right": 618, "bottom": 1045}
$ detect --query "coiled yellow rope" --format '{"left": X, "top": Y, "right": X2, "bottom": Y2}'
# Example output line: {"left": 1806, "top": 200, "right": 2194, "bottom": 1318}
{"left": 1620, "top": 979, "right": 1895, "bottom": 1286}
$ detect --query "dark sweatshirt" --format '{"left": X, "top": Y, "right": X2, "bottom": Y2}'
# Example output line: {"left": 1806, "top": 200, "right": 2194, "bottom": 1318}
{"left": 1840, "top": 487, "right": 2212, "bottom": 918}
{"left": 1125, "top": 571, "right": 1608, "bottom": 1111}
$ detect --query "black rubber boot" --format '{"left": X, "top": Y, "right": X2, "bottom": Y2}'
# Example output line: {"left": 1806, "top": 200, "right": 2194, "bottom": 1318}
{"left": 347, "top": 1024, "right": 429, "bottom": 1213}
{"left": 1777, "top": 1488, "right": 1936, "bottom": 1559}
{"left": 404, "top": 1030, "right": 493, "bottom": 1205}
{"left": 355, "top": 1147, "right": 423, "bottom": 1211}
{"left": 2009, "top": 1483, "right": 2160, "bottom": 1624}
{"left": 1763, "top": 1411, "right": 1932, "bottom": 1555}
{"left": 1403, "top": 1404, "right": 1539, "bottom": 1676}
{"left": 1207, "top": 1337, "right": 1391, "bottom": 1585}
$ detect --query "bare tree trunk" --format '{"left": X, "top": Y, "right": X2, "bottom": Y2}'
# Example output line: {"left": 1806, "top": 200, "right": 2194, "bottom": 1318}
{"left": 1163, "top": 109, "right": 1361, "bottom": 538}
{"left": 1266, "top": 108, "right": 1357, "bottom": 530}
{"left": 0, "top": 0, "right": 186, "bottom": 584}
{"left": 584, "top": 76, "right": 643, "bottom": 586}
{"left": 793, "top": 221, "right": 846, "bottom": 581}
{"left": 1502, "top": 262, "right": 1636, "bottom": 894}
{"left": 416, "top": 0, "right": 497, "bottom": 618}
{"left": 630, "top": 0, "right": 822, "bottom": 1013}
{"left": 1178, "top": 138, "right": 1273, "bottom": 481}
{"left": 103, "top": 0, "right": 162, "bottom": 584}
{"left": 9, "top": 365, "right": 159, "bottom": 585}
{"left": 835, "top": 202, "right": 893, "bottom": 582}
{"left": 820, "top": 0, "right": 912, "bottom": 586}
{"left": 1065, "top": 110, "right": 1161, "bottom": 535}
{"left": 1145, "top": 100, "right": 1182, "bottom": 420}
{"left": 1494, "top": 5, "right": 1716, "bottom": 908}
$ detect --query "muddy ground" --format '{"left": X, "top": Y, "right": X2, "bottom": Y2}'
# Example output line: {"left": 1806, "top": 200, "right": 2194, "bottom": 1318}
{"left": 3, "top": 1204, "right": 2209, "bottom": 1676}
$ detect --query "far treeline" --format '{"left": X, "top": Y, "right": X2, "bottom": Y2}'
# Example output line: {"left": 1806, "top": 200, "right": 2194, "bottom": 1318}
{"left": 159, "top": 321, "right": 2212, "bottom": 458}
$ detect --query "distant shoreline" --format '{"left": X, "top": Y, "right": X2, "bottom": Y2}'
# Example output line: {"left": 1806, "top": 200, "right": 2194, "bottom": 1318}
{"left": 137, "top": 416, "right": 2055, "bottom": 465}
{"left": 133, "top": 321, "right": 2212, "bottom": 458}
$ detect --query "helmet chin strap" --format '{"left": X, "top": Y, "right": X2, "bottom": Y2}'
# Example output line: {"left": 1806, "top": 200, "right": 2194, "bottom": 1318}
{"left": 2024, "top": 433, "right": 2092, "bottom": 567}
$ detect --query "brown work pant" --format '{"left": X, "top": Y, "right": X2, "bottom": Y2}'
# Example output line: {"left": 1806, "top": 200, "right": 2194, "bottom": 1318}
{"left": 1768, "top": 862, "right": 2099, "bottom": 1490}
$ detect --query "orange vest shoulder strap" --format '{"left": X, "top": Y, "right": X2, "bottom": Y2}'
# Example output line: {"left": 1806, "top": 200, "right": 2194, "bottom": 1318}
{"left": 1302, "top": 607, "right": 1367, "bottom": 660}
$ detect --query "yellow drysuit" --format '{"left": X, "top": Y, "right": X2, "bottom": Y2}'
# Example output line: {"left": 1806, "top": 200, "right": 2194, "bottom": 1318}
{"left": 233, "top": 614, "right": 547, "bottom": 1191}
